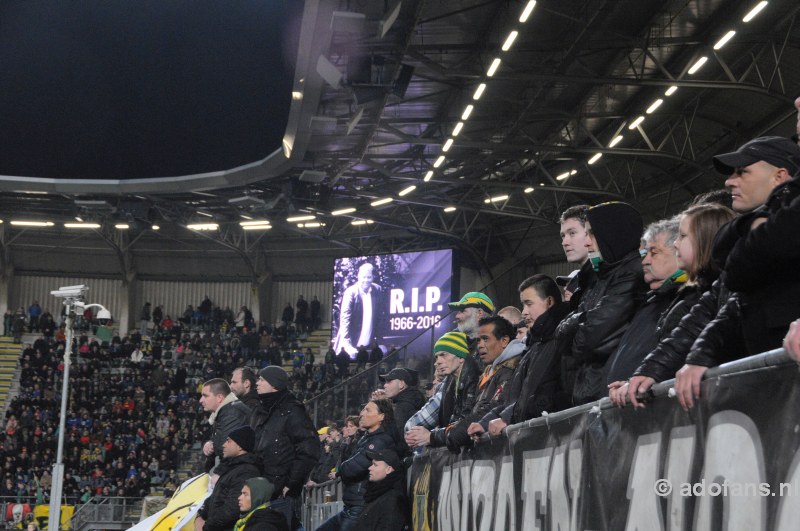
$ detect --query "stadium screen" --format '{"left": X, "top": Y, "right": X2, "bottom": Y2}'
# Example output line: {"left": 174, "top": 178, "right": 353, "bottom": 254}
{"left": 331, "top": 249, "right": 454, "bottom": 360}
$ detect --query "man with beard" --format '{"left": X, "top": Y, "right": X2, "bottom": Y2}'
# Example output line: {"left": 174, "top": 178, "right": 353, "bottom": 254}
{"left": 229, "top": 366, "right": 260, "bottom": 410}
{"left": 446, "top": 292, "right": 494, "bottom": 370}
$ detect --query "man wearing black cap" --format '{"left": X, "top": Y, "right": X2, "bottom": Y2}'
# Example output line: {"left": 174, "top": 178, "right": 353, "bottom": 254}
{"left": 249, "top": 365, "right": 320, "bottom": 528}
{"left": 195, "top": 425, "right": 262, "bottom": 531}
{"left": 379, "top": 368, "right": 425, "bottom": 435}
{"left": 353, "top": 448, "right": 410, "bottom": 531}
{"left": 672, "top": 135, "right": 800, "bottom": 409}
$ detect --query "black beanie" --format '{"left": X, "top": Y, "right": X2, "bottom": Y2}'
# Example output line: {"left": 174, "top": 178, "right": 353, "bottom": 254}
{"left": 259, "top": 365, "right": 289, "bottom": 391}
{"left": 586, "top": 202, "right": 643, "bottom": 264}
{"left": 227, "top": 425, "right": 255, "bottom": 453}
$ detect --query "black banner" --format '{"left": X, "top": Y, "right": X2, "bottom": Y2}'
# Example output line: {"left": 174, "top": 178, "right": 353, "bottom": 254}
{"left": 410, "top": 355, "right": 800, "bottom": 530}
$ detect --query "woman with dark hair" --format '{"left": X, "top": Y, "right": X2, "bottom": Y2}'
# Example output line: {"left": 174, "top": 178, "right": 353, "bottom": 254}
{"left": 615, "top": 203, "right": 736, "bottom": 407}
{"left": 316, "top": 399, "right": 396, "bottom": 531}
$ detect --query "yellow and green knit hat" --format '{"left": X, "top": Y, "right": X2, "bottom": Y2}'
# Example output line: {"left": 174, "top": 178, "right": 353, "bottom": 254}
{"left": 434, "top": 331, "right": 469, "bottom": 358}
{"left": 447, "top": 291, "right": 494, "bottom": 314}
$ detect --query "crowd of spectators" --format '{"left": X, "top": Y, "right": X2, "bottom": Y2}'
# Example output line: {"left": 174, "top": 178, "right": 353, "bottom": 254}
{"left": 0, "top": 293, "right": 350, "bottom": 513}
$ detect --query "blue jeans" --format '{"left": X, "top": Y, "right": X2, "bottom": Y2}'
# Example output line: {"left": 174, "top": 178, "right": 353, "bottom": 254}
{"left": 315, "top": 505, "right": 363, "bottom": 531}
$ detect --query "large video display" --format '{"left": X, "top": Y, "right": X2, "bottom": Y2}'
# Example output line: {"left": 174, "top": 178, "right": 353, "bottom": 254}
{"left": 331, "top": 249, "right": 453, "bottom": 360}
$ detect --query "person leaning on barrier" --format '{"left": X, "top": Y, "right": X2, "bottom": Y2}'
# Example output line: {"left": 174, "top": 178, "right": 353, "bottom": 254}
{"left": 352, "top": 448, "right": 410, "bottom": 531}
{"left": 444, "top": 316, "right": 520, "bottom": 449}
{"left": 785, "top": 319, "right": 800, "bottom": 362}
{"left": 468, "top": 274, "right": 570, "bottom": 439}
{"left": 613, "top": 203, "right": 736, "bottom": 408}
{"left": 404, "top": 332, "right": 479, "bottom": 450}
{"left": 555, "top": 202, "right": 648, "bottom": 405}
{"left": 673, "top": 136, "right": 800, "bottom": 410}
{"left": 317, "top": 399, "right": 397, "bottom": 531}
{"left": 234, "top": 477, "right": 289, "bottom": 531}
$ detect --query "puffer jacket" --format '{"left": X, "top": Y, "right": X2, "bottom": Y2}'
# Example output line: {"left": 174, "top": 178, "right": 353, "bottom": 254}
{"left": 557, "top": 249, "right": 647, "bottom": 404}
{"left": 391, "top": 387, "right": 426, "bottom": 434}
{"left": 430, "top": 356, "right": 480, "bottom": 448}
{"left": 198, "top": 452, "right": 262, "bottom": 531}
{"left": 249, "top": 389, "right": 320, "bottom": 498}
{"left": 338, "top": 427, "right": 395, "bottom": 506}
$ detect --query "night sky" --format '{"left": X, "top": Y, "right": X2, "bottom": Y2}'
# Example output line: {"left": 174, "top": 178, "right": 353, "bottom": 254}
{"left": 0, "top": 1, "right": 302, "bottom": 179}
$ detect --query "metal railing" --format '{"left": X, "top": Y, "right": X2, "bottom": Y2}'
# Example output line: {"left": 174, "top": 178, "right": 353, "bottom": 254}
{"left": 301, "top": 478, "right": 344, "bottom": 530}
{"left": 70, "top": 496, "right": 141, "bottom": 530}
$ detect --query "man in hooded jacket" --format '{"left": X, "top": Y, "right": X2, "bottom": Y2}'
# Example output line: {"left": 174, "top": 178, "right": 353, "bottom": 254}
{"left": 556, "top": 201, "right": 648, "bottom": 405}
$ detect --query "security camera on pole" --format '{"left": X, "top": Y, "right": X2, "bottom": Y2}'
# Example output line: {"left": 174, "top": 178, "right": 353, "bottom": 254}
{"left": 48, "top": 285, "right": 112, "bottom": 529}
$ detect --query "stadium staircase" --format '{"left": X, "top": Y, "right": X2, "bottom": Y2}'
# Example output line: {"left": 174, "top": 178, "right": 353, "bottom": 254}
{"left": 0, "top": 337, "right": 21, "bottom": 419}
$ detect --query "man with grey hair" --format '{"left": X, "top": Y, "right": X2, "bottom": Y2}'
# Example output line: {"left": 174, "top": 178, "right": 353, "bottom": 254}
{"left": 606, "top": 218, "right": 685, "bottom": 384}
{"left": 334, "top": 262, "right": 386, "bottom": 356}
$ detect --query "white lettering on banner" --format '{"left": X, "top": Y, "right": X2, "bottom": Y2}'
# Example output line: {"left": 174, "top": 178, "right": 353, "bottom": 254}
{"left": 775, "top": 442, "right": 800, "bottom": 530}
{"left": 549, "top": 444, "right": 571, "bottom": 531}
{"left": 567, "top": 440, "right": 583, "bottom": 531}
{"left": 663, "top": 426, "right": 695, "bottom": 531}
{"left": 495, "top": 458, "right": 517, "bottom": 531}
{"left": 389, "top": 287, "right": 443, "bottom": 314}
{"left": 430, "top": 409, "right": 796, "bottom": 530}
{"left": 521, "top": 448, "right": 554, "bottom": 531}
{"left": 471, "top": 461, "right": 496, "bottom": 530}
{"left": 693, "top": 411, "right": 766, "bottom": 531}
{"left": 624, "top": 433, "right": 664, "bottom": 531}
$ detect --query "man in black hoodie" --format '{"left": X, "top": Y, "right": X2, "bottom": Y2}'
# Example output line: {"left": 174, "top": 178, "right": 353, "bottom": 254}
{"left": 556, "top": 202, "right": 648, "bottom": 405}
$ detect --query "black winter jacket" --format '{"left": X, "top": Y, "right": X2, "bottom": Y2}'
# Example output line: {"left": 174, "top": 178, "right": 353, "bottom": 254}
{"left": 338, "top": 427, "right": 395, "bottom": 507}
{"left": 354, "top": 472, "right": 410, "bottom": 531}
{"left": 720, "top": 178, "right": 800, "bottom": 354}
{"left": 198, "top": 452, "right": 262, "bottom": 531}
{"left": 236, "top": 504, "right": 289, "bottom": 531}
{"left": 633, "top": 274, "right": 735, "bottom": 381}
{"left": 605, "top": 277, "right": 684, "bottom": 384}
{"left": 207, "top": 398, "right": 251, "bottom": 471}
{"left": 482, "top": 302, "right": 571, "bottom": 427}
{"left": 391, "top": 387, "right": 426, "bottom": 434}
{"left": 557, "top": 250, "right": 647, "bottom": 404}
{"left": 430, "top": 356, "right": 480, "bottom": 448}
{"left": 249, "top": 390, "right": 320, "bottom": 497}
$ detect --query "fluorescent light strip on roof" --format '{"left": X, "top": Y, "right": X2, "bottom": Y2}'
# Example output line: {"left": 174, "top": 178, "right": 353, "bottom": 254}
{"left": 331, "top": 207, "right": 356, "bottom": 216}
{"left": 628, "top": 116, "right": 645, "bottom": 129}
{"left": 398, "top": 185, "right": 416, "bottom": 197}
{"left": 473, "top": 83, "right": 486, "bottom": 100}
{"left": 444, "top": 206, "right": 456, "bottom": 212}
{"left": 743, "top": 1, "right": 767, "bottom": 22}
{"left": 115, "top": 224, "right": 130, "bottom": 230}
{"left": 461, "top": 105, "right": 474, "bottom": 120}
{"left": 442, "top": 138, "right": 454, "bottom": 152}
{"left": 452, "top": 122, "right": 464, "bottom": 136}
{"left": 524, "top": 187, "right": 534, "bottom": 193}
{"left": 501, "top": 31, "right": 518, "bottom": 51}
{"left": 64, "top": 223, "right": 101, "bottom": 229}
{"left": 487, "top": 58, "right": 502, "bottom": 77}
{"left": 286, "top": 215, "right": 315, "bottom": 222}
{"left": 240, "top": 220, "right": 271, "bottom": 226}
{"left": 665, "top": 86, "right": 678, "bottom": 96}
{"left": 588, "top": 153, "right": 603, "bottom": 165}
{"left": 370, "top": 198, "right": 393, "bottom": 207}
{"left": 713, "top": 30, "right": 736, "bottom": 50}
{"left": 609, "top": 135, "right": 623, "bottom": 147}
{"left": 687, "top": 56, "right": 708, "bottom": 75}
{"left": 519, "top": 0, "right": 536, "bottom": 22}
{"left": 352, "top": 219, "right": 374, "bottom": 225}
{"left": 433, "top": 156, "right": 445, "bottom": 168}
{"left": 484, "top": 195, "right": 509, "bottom": 204}
{"left": 10, "top": 221, "right": 54, "bottom": 227}
{"left": 423, "top": 170, "right": 433, "bottom": 182}
{"left": 242, "top": 224, "right": 272, "bottom": 230}
{"left": 646, "top": 99, "right": 663, "bottom": 114}
{"left": 187, "top": 223, "right": 218, "bottom": 231}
